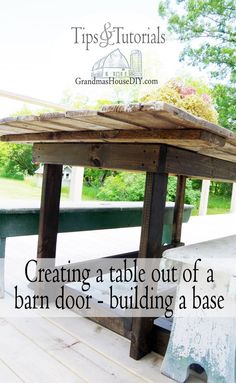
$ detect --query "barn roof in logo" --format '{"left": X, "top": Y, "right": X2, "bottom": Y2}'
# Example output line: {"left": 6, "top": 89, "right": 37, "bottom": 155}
{"left": 91, "top": 48, "right": 142, "bottom": 79}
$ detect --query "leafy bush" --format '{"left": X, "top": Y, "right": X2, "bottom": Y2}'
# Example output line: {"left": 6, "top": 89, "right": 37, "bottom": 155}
{"left": 97, "top": 172, "right": 199, "bottom": 205}
{"left": 141, "top": 79, "right": 218, "bottom": 123}
{"left": 83, "top": 168, "right": 113, "bottom": 188}
{"left": 213, "top": 84, "right": 236, "bottom": 131}
{"left": 97, "top": 173, "right": 145, "bottom": 201}
{"left": 167, "top": 177, "right": 200, "bottom": 205}
{"left": 0, "top": 143, "right": 38, "bottom": 179}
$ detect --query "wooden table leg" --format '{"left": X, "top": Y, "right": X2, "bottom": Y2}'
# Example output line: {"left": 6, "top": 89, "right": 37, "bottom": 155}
{"left": 172, "top": 175, "right": 187, "bottom": 246}
{"left": 130, "top": 147, "right": 169, "bottom": 360}
{"left": 36, "top": 164, "right": 62, "bottom": 294}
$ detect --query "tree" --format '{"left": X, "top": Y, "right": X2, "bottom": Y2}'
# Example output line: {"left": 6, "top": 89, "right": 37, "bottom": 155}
{"left": 213, "top": 84, "right": 235, "bottom": 130}
{"left": 0, "top": 143, "right": 38, "bottom": 178}
{"left": 159, "top": 0, "right": 236, "bottom": 129}
{"left": 0, "top": 105, "right": 42, "bottom": 179}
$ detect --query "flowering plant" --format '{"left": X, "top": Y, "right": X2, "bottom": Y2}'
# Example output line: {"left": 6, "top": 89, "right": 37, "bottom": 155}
{"left": 141, "top": 79, "right": 218, "bottom": 124}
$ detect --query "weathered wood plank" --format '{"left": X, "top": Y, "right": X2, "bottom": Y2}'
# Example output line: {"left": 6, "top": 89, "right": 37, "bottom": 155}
{"left": 165, "top": 146, "right": 236, "bottom": 182}
{"left": 0, "top": 101, "right": 234, "bottom": 141}
{"left": 36, "top": 164, "right": 62, "bottom": 297}
{"left": 130, "top": 146, "right": 169, "bottom": 360}
{"left": 1, "top": 128, "right": 226, "bottom": 151}
{"left": 0, "top": 359, "right": 23, "bottom": 383}
{"left": 22, "top": 120, "right": 81, "bottom": 132}
{"left": 171, "top": 175, "right": 186, "bottom": 246}
{"left": 102, "top": 101, "right": 235, "bottom": 139}
{"left": 0, "top": 127, "right": 33, "bottom": 134}
{"left": 0, "top": 319, "right": 82, "bottom": 383}
{"left": 99, "top": 108, "right": 178, "bottom": 130}
{"left": 37, "top": 164, "right": 62, "bottom": 260}
{"left": 49, "top": 316, "right": 169, "bottom": 382}
{"left": 33, "top": 143, "right": 160, "bottom": 172}
{"left": 6, "top": 316, "right": 145, "bottom": 383}
{"left": 198, "top": 145, "right": 236, "bottom": 162}
{"left": 33, "top": 143, "right": 236, "bottom": 181}
{"left": 1, "top": 101, "right": 236, "bottom": 165}
{"left": 67, "top": 110, "right": 146, "bottom": 131}
{"left": 38, "top": 117, "right": 110, "bottom": 131}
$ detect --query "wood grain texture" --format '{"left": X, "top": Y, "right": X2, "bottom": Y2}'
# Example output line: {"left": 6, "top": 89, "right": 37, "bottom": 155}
{"left": 101, "top": 101, "right": 235, "bottom": 139}
{"left": 37, "top": 164, "right": 62, "bottom": 260}
{"left": 33, "top": 143, "right": 160, "bottom": 172}
{"left": 1, "top": 101, "right": 236, "bottom": 164}
{"left": 1, "top": 128, "right": 226, "bottom": 149}
{"left": 165, "top": 146, "right": 236, "bottom": 182}
{"left": 33, "top": 142, "right": 236, "bottom": 181}
{"left": 130, "top": 146, "right": 169, "bottom": 360}
{"left": 172, "top": 175, "right": 187, "bottom": 246}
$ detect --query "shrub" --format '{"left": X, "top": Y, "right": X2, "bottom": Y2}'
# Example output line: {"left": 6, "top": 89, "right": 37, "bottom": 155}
{"left": 83, "top": 168, "right": 113, "bottom": 188}
{"left": 97, "top": 172, "right": 199, "bottom": 205}
{"left": 167, "top": 177, "right": 200, "bottom": 205}
{"left": 0, "top": 143, "right": 38, "bottom": 179}
{"left": 141, "top": 79, "right": 218, "bottom": 123}
{"left": 97, "top": 173, "right": 145, "bottom": 201}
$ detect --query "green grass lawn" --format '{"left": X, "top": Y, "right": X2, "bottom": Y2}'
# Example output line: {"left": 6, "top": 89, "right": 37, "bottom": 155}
{"left": 0, "top": 177, "right": 69, "bottom": 200}
{"left": 0, "top": 177, "right": 232, "bottom": 215}
{"left": 82, "top": 185, "right": 100, "bottom": 200}
{"left": 190, "top": 195, "right": 230, "bottom": 215}
{"left": 207, "top": 194, "right": 231, "bottom": 214}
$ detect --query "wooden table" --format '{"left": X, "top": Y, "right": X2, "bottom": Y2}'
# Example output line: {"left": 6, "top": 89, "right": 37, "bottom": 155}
{"left": 1, "top": 101, "right": 236, "bottom": 360}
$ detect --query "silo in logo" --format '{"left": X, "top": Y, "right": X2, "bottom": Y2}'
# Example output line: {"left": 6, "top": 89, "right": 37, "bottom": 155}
{"left": 130, "top": 50, "right": 142, "bottom": 78}
{"left": 91, "top": 48, "right": 142, "bottom": 79}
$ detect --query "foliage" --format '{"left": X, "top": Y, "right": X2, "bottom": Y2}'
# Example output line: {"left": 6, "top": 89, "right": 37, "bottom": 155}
{"left": 213, "top": 84, "right": 236, "bottom": 130}
{"left": 158, "top": 0, "right": 236, "bottom": 82}
{"left": 10, "top": 105, "right": 52, "bottom": 117}
{"left": 167, "top": 176, "right": 200, "bottom": 205}
{"left": 207, "top": 194, "right": 230, "bottom": 213}
{"left": 141, "top": 79, "right": 218, "bottom": 123}
{"left": 11, "top": 105, "right": 33, "bottom": 117}
{"left": 95, "top": 99, "right": 114, "bottom": 109}
{"left": 83, "top": 168, "right": 114, "bottom": 188}
{"left": 210, "top": 181, "right": 232, "bottom": 197}
{"left": 97, "top": 172, "right": 200, "bottom": 205}
{"left": 97, "top": 172, "right": 146, "bottom": 201}
{"left": 0, "top": 105, "right": 49, "bottom": 179}
{"left": 158, "top": 0, "right": 236, "bottom": 129}
{"left": 82, "top": 185, "right": 100, "bottom": 201}
{"left": 0, "top": 143, "right": 38, "bottom": 178}
{"left": 0, "top": 177, "right": 69, "bottom": 200}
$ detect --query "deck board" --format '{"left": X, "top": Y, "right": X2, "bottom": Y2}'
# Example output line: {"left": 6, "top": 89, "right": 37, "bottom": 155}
{"left": 0, "top": 318, "right": 84, "bottom": 383}
{"left": 6, "top": 315, "right": 148, "bottom": 383}
{"left": 0, "top": 102, "right": 236, "bottom": 164}
{"left": 0, "top": 227, "right": 210, "bottom": 382}
{"left": 0, "top": 359, "right": 24, "bottom": 382}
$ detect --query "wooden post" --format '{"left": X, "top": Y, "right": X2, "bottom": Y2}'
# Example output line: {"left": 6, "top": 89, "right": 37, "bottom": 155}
{"left": 172, "top": 175, "right": 187, "bottom": 246}
{"left": 37, "top": 164, "right": 62, "bottom": 260}
{"left": 36, "top": 164, "right": 62, "bottom": 296}
{"left": 130, "top": 145, "right": 168, "bottom": 360}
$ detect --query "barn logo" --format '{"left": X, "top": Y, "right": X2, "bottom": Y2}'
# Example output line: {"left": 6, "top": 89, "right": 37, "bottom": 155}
{"left": 91, "top": 48, "right": 142, "bottom": 79}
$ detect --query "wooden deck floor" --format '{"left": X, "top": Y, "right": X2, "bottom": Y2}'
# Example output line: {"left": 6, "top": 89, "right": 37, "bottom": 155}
{"left": 1, "top": 301, "right": 206, "bottom": 383}
{"left": 2, "top": 213, "right": 231, "bottom": 382}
